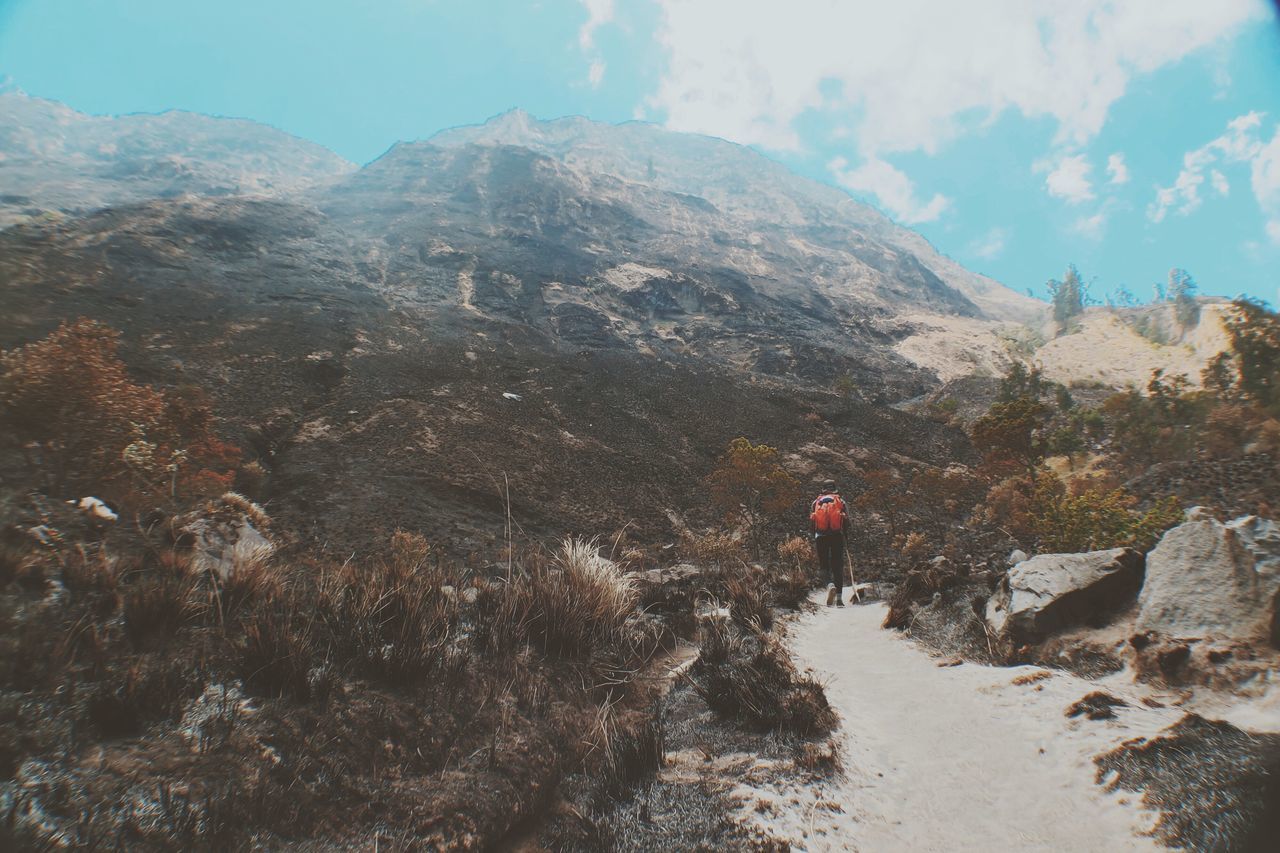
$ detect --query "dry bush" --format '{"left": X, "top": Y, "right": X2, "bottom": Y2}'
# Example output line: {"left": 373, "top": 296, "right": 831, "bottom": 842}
{"left": 681, "top": 529, "right": 747, "bottom": 571}
{"left": 794, "top": 739, "right": 842, "bottom": 776}
{"left": 491, "top": 538, "right": 639, "bottom": 660}
{"left": 207, "top": 556, "right": 281, "bottom": 623}
{"left": 693, "top": 618, "right": 836, "bottom": 736}
{"left": 238, "top": 599, "right": 316, "bottom": 699}
{"left": 721, "top": 567, "right": 773, "bottom": 631}
{"left": 0, "top": 319, "right": 240, "bottom": 506}
{"left": 87, "top": 659, "right": 203, "bottom": 736}
{"left": 317, "top": 533, "right": 461, "bottom": 684}
{"left": 776, "top": 536, "right": 810, "bottom": 566}
{"left": 122, "top": 575, "right": 203, "bottom": 648}
{"left": 895, "top": 531, "right": 929, "bottom": 562}
{"left": 60, "top": 546, "right": 120, "bottom": 594}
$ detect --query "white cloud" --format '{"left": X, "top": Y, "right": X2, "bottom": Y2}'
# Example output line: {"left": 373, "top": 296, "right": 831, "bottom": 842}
{"left": 588, "top": 59, "right": 606, "bottom": 87}
{"left": 1211, "top": 169, "right": 1231, "bottom": 196}
{"left": 828, "top": 156, "right": 950, "bottom": 224}
{"left": 968, "top": 227, "right": 1008, "bottom": 259}
{"left": 578, "top": 0, "right": 615, "bottom": 87}
{"left": 578, "top": 0, "right": 614, "bottom": 51}
{"left": 1267, "top": 219, "right": 1280, "bottom": 246}
{"left": 644, "top": 1, "right": 1263, "bottom": 156}
{"left": 1072, "top": 211, "right": 1107, "bottom": 240}
{"left": 1106, "top": 153, "right": 1130, "bottom": 185}
{"left": 1149, "top": 112, "right": 1280, "bottom": 228}
{"left": 1042, "top": 154, "right": 1095, "bottom": 203}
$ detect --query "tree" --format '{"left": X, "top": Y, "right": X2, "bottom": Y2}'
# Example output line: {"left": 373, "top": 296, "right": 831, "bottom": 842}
{"left": 996, "top": 361, "right": 1046, "bottom": 404}
{"left": 1167, "top": 268, "right": 1200, "bottom": 331}
{"left": 706, "top": 437, "right": 801, "bottom": 557}
{"left": 852, "top": 467, "right": 911, "bottom": 541}
{"left": 1046, "top": 264, "right": 1086, "bottom": 332}
{"left": 0, "top": 318, "right": 239, "bottom": 506}
{"left": 1110, "top": 285, "right": 1139, "bottom": 308}
{"left": 1219, "top": 297, "right": 1280, "bottom": 414}
{"left": 971, "top": 397, "right": 1051, "bottom": 477}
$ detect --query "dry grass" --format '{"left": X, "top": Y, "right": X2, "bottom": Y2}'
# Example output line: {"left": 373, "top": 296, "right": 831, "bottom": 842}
{"left": 478, "top": 537, "right": 639, "bottom": 660}
{"left": 316, "top": 535, "right": 462, "bottom": 685}
{"left": 1011, "top": 670, "right": 1054, "bottom": 686}
{"left": 122, "top": 575, "right": 203, "bottom": 648}
{"left": 693, "top": 617, "right": 837, "bottom": 736}
{"left": 238, "top": 598, "right": 315, "bottom": 699}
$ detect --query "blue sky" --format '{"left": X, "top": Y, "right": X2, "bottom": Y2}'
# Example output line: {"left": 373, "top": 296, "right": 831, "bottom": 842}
{"left": 2, "top": 0, "right": 1279, "bottom": 304}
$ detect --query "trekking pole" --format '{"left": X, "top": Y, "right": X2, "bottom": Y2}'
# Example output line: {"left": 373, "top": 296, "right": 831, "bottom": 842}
{"left": 844, "top": 534, "right": 861, "bottom": 603}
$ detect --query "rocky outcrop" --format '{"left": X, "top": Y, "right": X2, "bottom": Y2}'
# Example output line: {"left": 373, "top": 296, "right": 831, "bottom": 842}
{"left": 1135, "top": 511, "right": 1280, "bottom": 648}
{"left": 986, "top": 548, "right": 1144, "bottom": 644}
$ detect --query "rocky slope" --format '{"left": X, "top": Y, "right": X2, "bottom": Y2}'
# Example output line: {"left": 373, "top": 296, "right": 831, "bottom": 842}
{"left": 0, "top": 91, "right": 355, "bottom": 227}
{"left": 1, "top": 97, "right": 1033, "bottom": 553}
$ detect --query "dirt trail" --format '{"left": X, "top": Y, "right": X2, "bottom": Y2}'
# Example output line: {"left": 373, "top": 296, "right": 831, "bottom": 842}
{"left": 733, "top": 598, "right": 1187, "bottom": 851}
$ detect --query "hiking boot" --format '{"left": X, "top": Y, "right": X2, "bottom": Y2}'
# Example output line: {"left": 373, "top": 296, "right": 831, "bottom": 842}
{"left": 825, "top": 585, "right": 836, "bottom": 606}
{"left": 836, "top": 596, "right": 845, "bottom": 607}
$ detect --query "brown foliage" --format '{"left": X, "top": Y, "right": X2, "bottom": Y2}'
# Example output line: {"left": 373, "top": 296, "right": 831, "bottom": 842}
{"left": 705, "top": 437, "right": 801, "bottom": 556}
{"left": 0, "top": 318, "right": 239, "bottom": 507}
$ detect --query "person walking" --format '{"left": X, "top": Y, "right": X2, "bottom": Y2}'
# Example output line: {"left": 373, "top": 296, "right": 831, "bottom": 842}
{"left": 811, "top": 481, "right": 850, "bottom": 607}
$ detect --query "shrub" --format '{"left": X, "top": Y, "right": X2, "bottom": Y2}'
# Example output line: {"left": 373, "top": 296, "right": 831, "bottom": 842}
{"left": 693, "top": 619, "right": 836, "bottom": 736}
{"left": 318, "top": 539, "right": 460, "bottom": 684}
{"left": 0, "top": 319, "right": 239, "bottom": 507}
{"left": 87, "top": 660, "right": 203, "bottom": 736}
{"left": 706, "top": 438, "right": 801, "bottom": 557}
{"left": 1028, "top": 474, "right": 1182, "bottom": 553}
{"left": 238, "top": 599, "right": 315, "bottom": 699}
{"left": 122, "top": 575, "right": 203, "bottom": 648}
{"left": 971, "top": 398, "right": 1051, "bottom": 475}
{"left": 476, "top": 537, "right": 641, "bottom": 664}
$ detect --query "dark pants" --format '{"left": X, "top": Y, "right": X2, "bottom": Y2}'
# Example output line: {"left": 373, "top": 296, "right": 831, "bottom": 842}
{"left": 815, "top": 534, "right": 845, "bottom": 592}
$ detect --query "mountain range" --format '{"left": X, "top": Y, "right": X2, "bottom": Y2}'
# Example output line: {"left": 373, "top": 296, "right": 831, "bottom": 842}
{"left": 0, "top": 92, "right": 1039, "bottom": 550}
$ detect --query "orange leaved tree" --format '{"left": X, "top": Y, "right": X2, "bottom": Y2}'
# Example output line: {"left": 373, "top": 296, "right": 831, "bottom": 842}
{"left": 0, "top": 318, "right": 239, "bottom": 508}
{"left": 706, "top": 437, "right": 801, "bottom": 558}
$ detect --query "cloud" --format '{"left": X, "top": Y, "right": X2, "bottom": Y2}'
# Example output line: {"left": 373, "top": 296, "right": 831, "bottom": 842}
{"left": 644, "top": 1, "right": 1263, "bottom": 156}
{"left": 1268, "top": 220, "right": 1280, "bottom": 245}
{"left": 578, "top": 0, "right": 614, "bottom": 50}
{"left": 1149, "top": 112, "right": 1280, "bottom": 229}
{"left": 1106, "top": 153, "right": 1130, "bottom": 185}
{"left": 578, "top": 0, "right": 615, "bottom": 87}
{"left": 1211, "top": 169, "right": 1230, "bottom": 196}
{"left": 1072, "top": 211, "right": 1107, "bottom": 240}
{"left": 828, "top": 156, "right": 950, "bottom": 224}
{"left": 968, "top": 227, "right": 1008, "bottom": 259}
{"left": 1042, "top": 155, "right": 1095, "bottom": 203}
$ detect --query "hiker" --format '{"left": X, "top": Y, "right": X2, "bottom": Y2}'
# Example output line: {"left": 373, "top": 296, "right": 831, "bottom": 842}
{"left": 810, "top": 481, "right": 850, "bottom": 607}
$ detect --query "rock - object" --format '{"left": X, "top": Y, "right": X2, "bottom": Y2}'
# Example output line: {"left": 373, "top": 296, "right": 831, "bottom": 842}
{"left": 986, "top": 548, "right": 1144, "bottom": 643}
{"left": 1136, "top": 510, "right": 1280, "bottom": 648}
{"left": 178, "top": 493, "right": 274, "bottom": 580}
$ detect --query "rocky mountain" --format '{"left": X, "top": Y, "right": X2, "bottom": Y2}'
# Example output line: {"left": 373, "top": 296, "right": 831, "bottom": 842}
{"left": 0, "top": 91, "right": 355, "bottom": 227}
{"left": 0, "top": 98, "right": 1034, "bottom": 551}
{"left": 429, "top": 110, "right": 1043, "bottom": 324}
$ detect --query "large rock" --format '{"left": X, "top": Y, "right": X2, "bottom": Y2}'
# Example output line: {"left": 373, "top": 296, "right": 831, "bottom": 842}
{"left": 177, "top": 494, "right": 274, "bottom": 580}
{"left": 986, "top": 548, "right": 1144, "bottom": 643}
{"left": 1136, "top": 512, "right": 1280, "bottom": 647}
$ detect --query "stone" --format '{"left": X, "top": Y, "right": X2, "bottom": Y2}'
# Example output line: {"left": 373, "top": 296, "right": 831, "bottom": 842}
{"left": 179, "top": 494, "right": 274, "bottom": 580}
{"left": 1008, "top": 549, "right": 1029, "bottom": 567}
{"left": 1136, "top": 514, "right": 1280, "bottom": 647}
{"left": 985, "top": 548, "right": 1144, "bottom": 643}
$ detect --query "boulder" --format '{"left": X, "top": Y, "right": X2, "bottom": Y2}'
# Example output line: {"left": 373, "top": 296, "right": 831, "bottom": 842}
{"left": 178, "top": 494, "right": 274, "bottom": 580}
{"left": 1135, "top": 513, "right": 1280, "bottom": 648}
{"left": 986, "top": 548, "right": 1144, "bottom": 643}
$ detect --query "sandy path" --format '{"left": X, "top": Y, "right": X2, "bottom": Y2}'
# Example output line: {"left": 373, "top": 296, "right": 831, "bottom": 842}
{"left": 733, "top": 598, "right": 1185, "bottom": 851}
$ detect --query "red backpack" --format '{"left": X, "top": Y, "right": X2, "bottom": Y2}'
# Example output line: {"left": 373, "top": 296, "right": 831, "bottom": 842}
{"left": 811, "top": 494, "right": 845, "bottom": 532}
